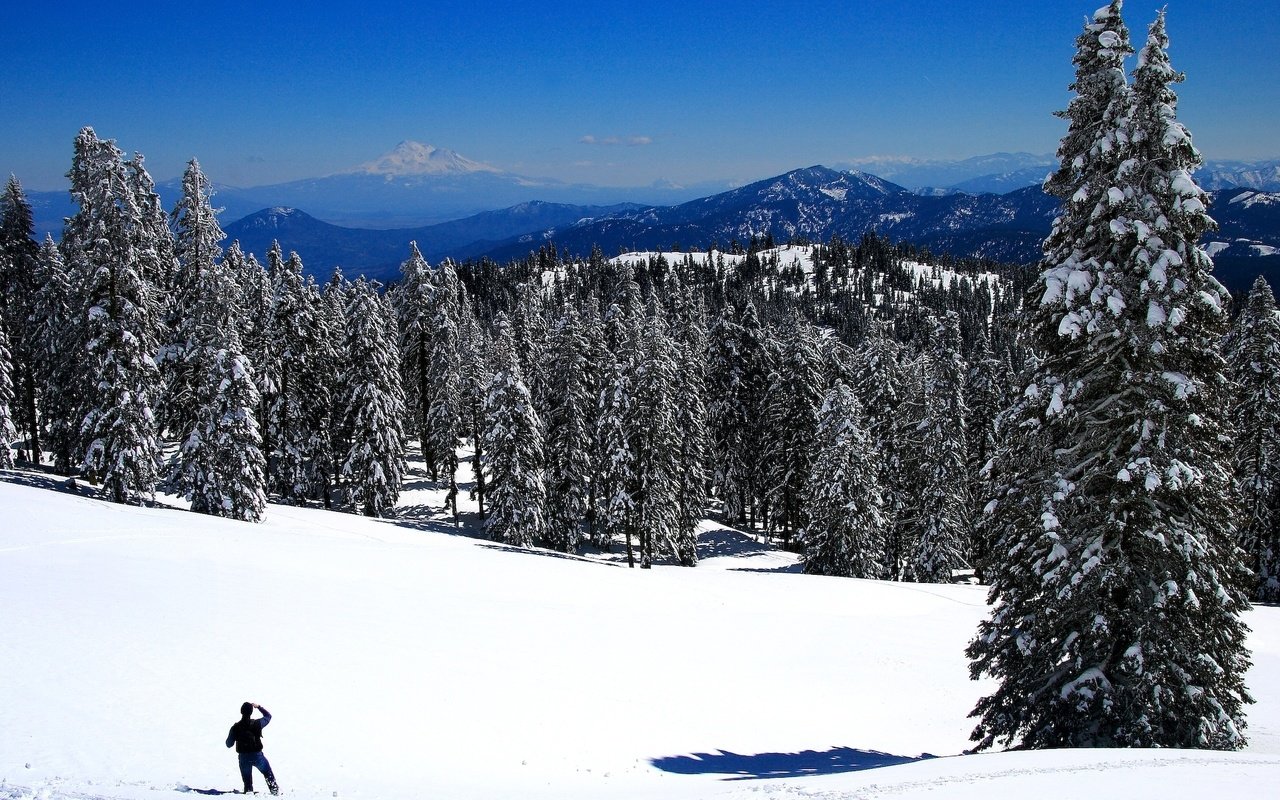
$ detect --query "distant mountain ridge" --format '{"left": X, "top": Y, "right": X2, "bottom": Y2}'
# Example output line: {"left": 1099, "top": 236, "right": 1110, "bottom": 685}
{"left": 839, "top": 153, "right": 1280, "bottom": 196}
{"left": 19, "top": 147, "right": 1280, "bottom": 294}
{"left": 21, "top": 144, "right": 1280, "bottom": 237}
{"left": 477, "top": 166, "right": 1057, "bottom": 264}
{"left": 215, "top": 163, "right": 1279, "bottom": 295}
{"left": 472, "top": 168, "right": 1279, "bottom": 294}
{"left": 225, "top": 140, "right": 730, "bottom": 229}
{"left": 223, "top": 200, "right": 643, "bottom": 281}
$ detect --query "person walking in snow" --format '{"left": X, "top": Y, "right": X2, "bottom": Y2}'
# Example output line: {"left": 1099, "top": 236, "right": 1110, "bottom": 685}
{"left": 226, "top": 702, "right": 279, "bottom": 795}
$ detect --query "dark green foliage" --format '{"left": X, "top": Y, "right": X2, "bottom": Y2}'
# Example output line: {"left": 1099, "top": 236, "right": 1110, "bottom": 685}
{"left": 802, "top": 381, "right": 884, "bottom": 578}
{"left": 968, "top": 6, "right": 1252, "bottom": 752}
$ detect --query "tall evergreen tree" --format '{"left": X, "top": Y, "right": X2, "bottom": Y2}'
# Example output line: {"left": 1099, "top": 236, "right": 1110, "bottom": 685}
{"left": 482, "top": 314, "right": 546, "bottom": 546}
{"left": 670, "top": 287, "right": 710, "bottom": 565}
{"left": 67, "top": 128, "right": 163, "bottom": 504}
{"left": 125, "top": 153, "right": 176, "bottom": 352}
{"left": 706, "top": 302, "right": 768, "bottom": 528}
{"left": 631, "top": 304, "right": 686, "bottom": 567}
{"left": 542, "top": 306, "right": 595, "bottom": 552}
{"left": 161, "top": 159, "right": 227, "bottom": 446}
{"left": 174, "top": 242, "right": 266, "bottom": 522}
{"left": 761, "top": 319, "right": 825, "bottom": 546}
{"left": 30, "top": 236, "right": 77, "bottom": 471}
{"left": 393, "top": 243, "right": 438, "bottom": 478}
{"left": 969, "top": 6, "right": 1252, "bottom": 752}
{"left": 232, "top": 244, "right": 272, "bottom": 407}
{"left": 1227, "top": 276, "right": 1280, "bottom": 601}
{"left": 855, "top": 320, "right": 909, "bottom": 578}
{"left": 906, "top": 313, "right": 970, "bottom": 583}
{"left": 965, "top": 326, "right": 1008, "bottom": 580}
{"left": 594, "top": 302, "right": 636, "bottom": 554}
{"left": 186, "top": 346, "right": 267, "bottom": 522}
{"left": 0, "top": 306, "right": 16, "bottom": 468}
{"left": 801, "top": 381, "right": 884, "bottom": 578}
{"left": 341, "top": 279, "right": 406, "bottom": 517}
{"left": 0, "top": 176, "right": 41, "bottom": 462}
{"left": 264, "top": 251, "right": 330, "bottom": 504}
{"left": 458, "top": 302, "right": 490, "bottom": 520}
{"left": 425, "top": 260, "right": 466, "bottom": 515}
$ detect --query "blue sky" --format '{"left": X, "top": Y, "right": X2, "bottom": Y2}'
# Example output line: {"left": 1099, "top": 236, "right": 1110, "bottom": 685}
{"left": 2, "top": 0, "right": 1276, "bottom": 190}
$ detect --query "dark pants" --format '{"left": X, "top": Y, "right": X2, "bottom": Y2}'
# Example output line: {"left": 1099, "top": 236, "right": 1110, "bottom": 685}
{"left": 237, "top": 751, "right": 278, "bottom": 794}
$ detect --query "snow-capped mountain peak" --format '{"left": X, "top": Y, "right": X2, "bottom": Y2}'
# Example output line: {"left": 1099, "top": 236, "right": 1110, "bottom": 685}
{"left": 351, "top": 140, "right": 501, "bottom": 177}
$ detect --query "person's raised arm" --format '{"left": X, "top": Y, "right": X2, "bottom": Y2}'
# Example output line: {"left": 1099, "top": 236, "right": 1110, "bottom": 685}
{"left": 255, "top": 703, "right": 271, "bottom": 728}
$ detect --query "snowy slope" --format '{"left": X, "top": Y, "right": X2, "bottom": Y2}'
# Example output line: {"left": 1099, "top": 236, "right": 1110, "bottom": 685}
{"left": 1, "top": 462, "right": 1279, "bottom": 800}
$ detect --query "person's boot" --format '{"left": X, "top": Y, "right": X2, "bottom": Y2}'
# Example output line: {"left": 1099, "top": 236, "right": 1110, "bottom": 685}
{"left": 268, "top": 781, "right": 279, "bottom": 796}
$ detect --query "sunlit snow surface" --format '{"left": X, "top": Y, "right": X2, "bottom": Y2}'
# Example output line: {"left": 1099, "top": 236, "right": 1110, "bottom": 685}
{"left": 1, "top": 453, "right": 1279, "bottom": 800}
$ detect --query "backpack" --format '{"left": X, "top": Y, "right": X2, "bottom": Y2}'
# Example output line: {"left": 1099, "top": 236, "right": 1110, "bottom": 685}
{"left": 234, "top": 719, "right": 263, "bottom": 753}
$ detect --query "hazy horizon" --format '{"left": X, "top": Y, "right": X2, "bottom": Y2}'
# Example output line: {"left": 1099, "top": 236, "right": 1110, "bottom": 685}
{"left": 4, "top": 1, "right": 1277, "bottom": 191}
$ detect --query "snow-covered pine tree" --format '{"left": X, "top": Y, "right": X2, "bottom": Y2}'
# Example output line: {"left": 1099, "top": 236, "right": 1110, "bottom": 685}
{"left": 229, "top": 243, "right": 272, "bottom": 395}
{"left": 593, "top": 302, "right": 636, "bottom": 554}
{"left": 542, "top": 306, "right": 595, "bottom": 552}
{"left": 125, "top": 153, "right": 176, "bottom": 351}
{"left": 458, "top": 301, "right": 490, "bottom": 519}
{"left": 706, "top": 302, "right": 769, "bottom": 528}
{"left": 392, "top": 242, "right": 438, "bottom": 479}
{"left": 313, "top": 269, "right": 349, "bottom": 507}
{"left": 0, "top": 305, "right": 16, "bottom": 467}
{"left": 631, "top": 302, "right": 686, "bottom": 567}
{"left": 513, "top": 282, "right": 551, "bottom": 416}
{"left": 425, "top": 260, "right": 466, "bottom": 517}
{"left": 760, "top": 318, "right": 825, "bottom": 547}
{"left": 969, "top": 2, "right": 1137, "bottom": 749}
{"left": 964, "top": 325, "right": 1008, "bottom": 579}
{"left": 67, "top": 128, "right": 163, "bottom": 504}
{"left": 801, "top": 380, "right": 884, "bottom": 578}
{"left": 855, "top": 320, "right": 909, "bottom": 578}
{"left": 0, "top": 176, "right": 41, "bottom": 462}
{"left": 482, "top": 313, "right": 546, "bottom": 546}
{"left": 265, "top": 251, "right": 331, "bottom": 504}
{"left": 160, "top": 159, "right": 227, "bottom": 446}
{"left": 253, "top": 242, "right": 286, "bottom": 471}
{"left": 174, "top": 238, "right": 266, "bottom": 522}
{"left": 906, "top": 312, "right": 970, "bottom": 583}
{"left": 580, "top": 295, "right": 610, "bottom": 541}
{"left": 969, "top": 6, "right": 1252, "bottom": 751}
{"left": 30, "top": 236, "right": 77, "bottom": 471}
{"left": 191, "top": 347, "right": 267, "bottom": 522}
{"left": 1227, "top": 276, "right": 1280, "bottom": 601}
{"left": 670, "top": 285, "right": 709, "bottom": 566}
{"left": 341, "top": 278, "right": 406, "bottom": 517}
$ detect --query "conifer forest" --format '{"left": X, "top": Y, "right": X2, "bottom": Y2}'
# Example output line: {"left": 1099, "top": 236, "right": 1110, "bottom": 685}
{"left": 0, "top": 1, "right": 1271, "bottom": 754}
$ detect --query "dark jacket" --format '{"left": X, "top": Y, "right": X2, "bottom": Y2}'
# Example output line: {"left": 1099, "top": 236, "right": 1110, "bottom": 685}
{"left": 226, "top": 708, "right": 272, "bottom": 754}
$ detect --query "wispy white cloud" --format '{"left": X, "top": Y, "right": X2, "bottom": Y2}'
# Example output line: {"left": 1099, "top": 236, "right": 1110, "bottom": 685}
{"left": 580, "top": 135, "right": 653, "bottom": 147}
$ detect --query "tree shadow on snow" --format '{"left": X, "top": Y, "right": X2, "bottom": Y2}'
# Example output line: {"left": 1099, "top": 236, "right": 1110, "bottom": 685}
{"left": 0, "top": 466, "right": 173, "bottom": 507}
{"left": 389, "top": 503, "right": 482, "bottom": 539}
{"left": 697, "top": 525, "right": 775, "bottom": 560}
{"left": 730, "top": 563, "right": 804, "bottom": 574}
{"left": 0, "top": 466, "right": 95, "bottom": 496}
{"left": 697, "top": 525, "right": 803, "bottom": 573}
{"left": 650, "top": 746, "right": 935, "bottom": 780}
{"left": 477, "top": 541, "right": 623, "bottom": 567}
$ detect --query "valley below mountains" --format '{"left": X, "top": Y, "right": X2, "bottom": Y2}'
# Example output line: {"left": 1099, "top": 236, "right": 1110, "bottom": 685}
{"left": 22, "top": 142, "right": 1280, "bottom": 293}
{"left": 219, "top": 164, "right": 1280, "bottom": 295}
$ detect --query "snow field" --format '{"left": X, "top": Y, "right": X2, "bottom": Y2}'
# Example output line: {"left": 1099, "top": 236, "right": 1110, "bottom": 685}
{"left": 1, "top": 468, "right": 1279, "bottom": 800}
